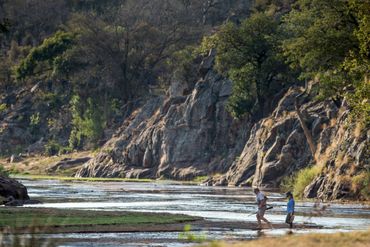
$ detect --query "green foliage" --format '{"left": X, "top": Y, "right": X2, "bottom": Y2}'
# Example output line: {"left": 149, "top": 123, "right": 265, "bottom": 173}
{"left": 0, "top": 164, "right": 9, "bottom": 177}
{"left": 170, "top": 46, "right": 200, "bottom": 86}
{"left": 15, "top": 31, "right": 74, "bottom": 79}
{"left": 201, "top": 12, "right": 294, "bottom": 118}
{"left": 69, "top": 95, "right": 105, "bottom": 149}
{"left": 352, "top": 170, "right": 370, "bottom": 200}
{"left": 179, "top": 224, "right": 208, "bottom": 243}
{"left": 0, "top": 103, "right": 7, "bottom": 113}
{"left": 280, "top": 174, "right": 296, "bottom": 192}
{"left": 45, "top": 140, "right": 62, "bottom": 156}
{"left": 282, "top": 0, "right": 370, "bottom": 123}
{"left": 347, "top": 82, "right": 370, "bottom": 126}
{"left": 29, "top": 112, "right": 40, "bottom": 127}
{"left": 292, "top": 166, "right": 321, "bottom": 198}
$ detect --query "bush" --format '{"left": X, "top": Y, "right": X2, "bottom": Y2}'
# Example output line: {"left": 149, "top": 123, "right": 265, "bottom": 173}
{"left": 352, "top": 170, "right": 370, "bottom": 200}
{"left": 280, "top": 174, "right": 296, "bottom": 193}
{"left": 45, "top": 140, "right": 61, "bottom": 156}
{"left": 0, "top": 103, "right": 7, "bottom": 113}
{"left": 293, "top": 166, "right": 321, "bottom": 198}
{"left": 0, "top": 164, "right": 9, "bottom": 177}
{"left": 69, "top": 95, "right": 105, "bottom": 149}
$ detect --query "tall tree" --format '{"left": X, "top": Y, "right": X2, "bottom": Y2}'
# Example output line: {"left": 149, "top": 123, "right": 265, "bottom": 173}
{"left": 200, "top": 12, "right": 295, "bottom": 118}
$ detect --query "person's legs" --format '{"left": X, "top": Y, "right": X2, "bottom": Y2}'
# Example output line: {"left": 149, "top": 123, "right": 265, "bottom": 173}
{"left": 257, "top": 208, "right": 272, "bottom": 228}
{"left": 256, "top": 213, "right": 262, "bottom": 228}
{"left": 286, "top": 213, "right": 294, "bottom": 229}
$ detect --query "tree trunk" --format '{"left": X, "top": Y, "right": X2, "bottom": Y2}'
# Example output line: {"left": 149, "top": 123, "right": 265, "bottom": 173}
{"left": 295, "top": 86, "right": 317, "bottom": 161}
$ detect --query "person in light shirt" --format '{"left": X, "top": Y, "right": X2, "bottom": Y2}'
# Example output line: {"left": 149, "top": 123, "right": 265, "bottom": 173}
{"left": 253, "top": 188, "right": 272, "bottom": 229}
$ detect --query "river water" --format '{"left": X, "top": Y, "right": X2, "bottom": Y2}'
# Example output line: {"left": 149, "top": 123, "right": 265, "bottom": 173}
{"left": 18, "top": 178, "right": 370, "bottom": 246}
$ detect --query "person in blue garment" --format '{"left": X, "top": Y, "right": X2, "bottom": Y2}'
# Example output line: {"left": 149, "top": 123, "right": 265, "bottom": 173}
{"left": 285, "top": 191, "right": 295, "bottom": 229}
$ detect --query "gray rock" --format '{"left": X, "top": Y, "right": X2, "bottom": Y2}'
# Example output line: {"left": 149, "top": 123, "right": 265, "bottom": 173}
{"left": 47, "top": 157, "right": 91, "bottom": 173}
{"left": 0, "top": 176, "right": 29, "bottom": 202}
{"left": 76, "top": 70, "right": 249, "bottom": 180}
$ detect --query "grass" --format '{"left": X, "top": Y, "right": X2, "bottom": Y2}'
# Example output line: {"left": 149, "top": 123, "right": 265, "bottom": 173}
{"left": 352, "top": 170, "right": 370, "bottom": 200}
{"left": 0, "top": 208, "right": 197, "bottom": 229}
{"left": 280, "top": 165, "right": 322, "bottom": 199}
{"left": 0, "top": 151, "right": 93, "bottom": 176}
{"left": 203, "top": 230, "right": 370, "bottom": 247}
{"left": 192, "top": 176, "right": 209, "bottom": 183}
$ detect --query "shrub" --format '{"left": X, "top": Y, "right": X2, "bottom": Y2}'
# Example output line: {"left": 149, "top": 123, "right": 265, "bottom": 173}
{"left": 280, "top": 174, "right": 296, "bottom": 193}
{"left": 45, "top": 140, "right": 61, "bottom": 156}
{"left": 352, "top": 170, "right": 370, "bottom": 200}
{"left": 293, "top": 166, "right": 321, "bottom": 198}
{"left": 0, "top": 164, "right": 9, "bottom": 177}
{"left": 0, "top": 103, "right": 7, "bottom": 113}
{"left": 29, "top": 112, "right": 40, "bottom": 127}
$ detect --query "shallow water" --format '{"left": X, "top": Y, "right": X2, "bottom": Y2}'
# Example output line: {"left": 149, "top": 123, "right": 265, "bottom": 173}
{"left": 17, "top": 178, "right": 370, "bottom": 246}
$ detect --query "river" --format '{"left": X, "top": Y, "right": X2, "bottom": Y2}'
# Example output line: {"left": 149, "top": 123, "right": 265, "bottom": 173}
{"left": 17, "top": 178, "right": 370, "bottom": 246}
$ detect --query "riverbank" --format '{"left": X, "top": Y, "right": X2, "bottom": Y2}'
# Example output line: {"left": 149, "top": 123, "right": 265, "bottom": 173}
{"left": 205, "top": 230, "right": 370, "bottom": 247}
{"left": 0, "top": 151, "right": 93, "bottom": 176}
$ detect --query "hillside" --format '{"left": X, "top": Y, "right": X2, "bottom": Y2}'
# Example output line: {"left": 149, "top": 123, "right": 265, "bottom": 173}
{"left": 0, "top": 0, "right": 369, "bottom": 201}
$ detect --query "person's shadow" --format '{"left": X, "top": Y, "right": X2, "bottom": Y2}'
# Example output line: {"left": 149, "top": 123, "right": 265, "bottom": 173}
{"left": 256, "top": 230, "right": 266, "bottom": 238}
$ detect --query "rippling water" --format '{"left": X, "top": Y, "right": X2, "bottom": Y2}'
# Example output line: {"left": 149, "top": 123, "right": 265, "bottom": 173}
{"left": 18, "top": 178, "right": 370, "bottom": 246}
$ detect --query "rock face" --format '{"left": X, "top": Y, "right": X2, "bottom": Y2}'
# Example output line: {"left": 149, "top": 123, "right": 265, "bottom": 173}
{"left": 76, "top": 69, "right": 250, "bottom": 180}
{"left": 221, "top": 88, "right": 369, "bottom": 200}
{"left": 0, "top": 175, "right": 29, "bottom": 202}
{"left": 76, "top": 55, "right": 368, "bottom": 200}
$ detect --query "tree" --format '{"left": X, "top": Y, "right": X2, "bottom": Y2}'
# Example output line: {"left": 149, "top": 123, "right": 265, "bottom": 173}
{"left": 15, "top": 31, "right": 74, "bottom": 80}
{"left": 200, "top": 12, "right": 294, "bottom": 118}
{"left": 282, "top": 0, "right": 370, "bottom": 125}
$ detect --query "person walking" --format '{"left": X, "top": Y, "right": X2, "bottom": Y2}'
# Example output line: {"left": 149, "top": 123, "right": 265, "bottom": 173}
{"left": 285, "top": 191, "right": 295, "bottom": 229}
{"left": 253, "top": 188, "right": 272, "bottom": 229}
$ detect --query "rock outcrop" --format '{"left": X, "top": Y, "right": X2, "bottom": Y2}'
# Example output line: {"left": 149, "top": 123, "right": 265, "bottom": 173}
{"left": 76, "top": 55, "right": 368, "bottom": 200}
{"left": 0, "top": 175, "right": 29, "bottom": 202}
{"left": 220, "top": 88, "right": 369, "bottom": 200}
{"left": 47, "top": 157, "right": 91, "bottom": 174}
{"left": 76, "top": 69, "right": 250, "bottom": 180}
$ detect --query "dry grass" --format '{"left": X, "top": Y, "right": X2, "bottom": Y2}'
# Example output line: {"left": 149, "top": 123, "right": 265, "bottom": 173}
{"left": 205, "top": 231, "right": 370, "bottom": 247}
{"left": 330, "top": 118, "right": 337, "bottom": 127}
{"left": 354, "top": 121, "right": 364, "bottom": 138}
{"left": 263, "top": 118, "right": 274, "bottom": 128}
{"left": 0, "top": 151, "right": 92, "bottom": 175}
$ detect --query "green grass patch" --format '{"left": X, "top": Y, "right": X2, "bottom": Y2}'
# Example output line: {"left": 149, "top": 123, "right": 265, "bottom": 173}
{"left": 280, "top": 166, "right": 322, "bottom": 199}
{"left": 293, "top": 166, "right": 321, "bottom": 198}
{"left": 192, "top": 176, "right": 209, "bottom": 183}
{"left": 0, "top": 208, "right": 197, "bottom": 229}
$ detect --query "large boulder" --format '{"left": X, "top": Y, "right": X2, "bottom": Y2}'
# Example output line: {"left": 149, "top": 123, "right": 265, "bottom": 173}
{"left": 0, "top": 175, "right": 29, "bottom": 202}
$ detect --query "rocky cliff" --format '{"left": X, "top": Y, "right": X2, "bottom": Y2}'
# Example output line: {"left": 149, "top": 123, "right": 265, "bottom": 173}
{"left": 76, "top": 70, "right": 250, "bottom": 180}
{"left": 221, "top": 88, "right": 369, "bottom": 200}
{"left": 76, "top": 58, "right": 369, "bottom": 200}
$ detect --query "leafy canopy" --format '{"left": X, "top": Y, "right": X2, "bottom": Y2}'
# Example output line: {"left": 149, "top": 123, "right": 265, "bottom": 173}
{"left": 282, "top": 0, "right": 370, "bottom": 125}
{"left": 200, "top": 12, "right": 294, "bottom": 118}
{"left": 15, "top": 31, "right": 74, "bottom": 79}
